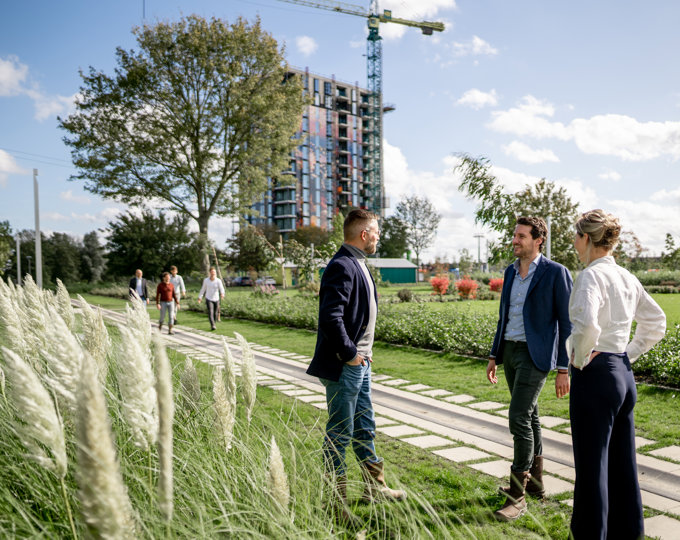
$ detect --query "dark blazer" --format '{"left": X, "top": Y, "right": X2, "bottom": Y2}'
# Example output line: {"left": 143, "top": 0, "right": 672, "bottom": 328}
{"left": 490, "top": 255, "right": 573, "bottom": 372}
{"left": 128, "top": 277, "right": 150, "bottom": 300}
{"left": 307, "top": 245, "right": 377, "bottom": 382}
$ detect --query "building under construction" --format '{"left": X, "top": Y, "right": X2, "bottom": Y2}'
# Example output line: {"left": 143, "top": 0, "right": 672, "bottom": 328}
{"left": 249, "top": 67, "right": 378, "bottom": 235}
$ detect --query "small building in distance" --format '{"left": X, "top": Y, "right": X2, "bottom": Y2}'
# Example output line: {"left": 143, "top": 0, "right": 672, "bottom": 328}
{"left": 368, "top": 258, "right": 418, "bottom": 284}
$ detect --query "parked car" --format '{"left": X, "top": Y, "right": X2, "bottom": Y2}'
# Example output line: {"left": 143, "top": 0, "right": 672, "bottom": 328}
{"left": 231, "top": 276, "right": 253, "bottom": 287}
{"left": 255, "top": 276, "right": 276, "bottom": 286}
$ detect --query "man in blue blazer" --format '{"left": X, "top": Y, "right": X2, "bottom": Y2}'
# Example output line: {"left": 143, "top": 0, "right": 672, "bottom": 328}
{"left": 487, "top": 216, "right": 572, "bottom": 522}
{"left": 307, "top": 209, "right": 406, "bottom": 525}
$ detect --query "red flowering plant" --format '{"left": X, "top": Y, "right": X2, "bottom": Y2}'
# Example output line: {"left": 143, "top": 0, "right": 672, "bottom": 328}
{"left": 430, "top": 275, "right": 450, "bottom": 301}
{"left": 489, "top": 278, "right": 504, "bottom": 293}
{"left": 455, "top": 276, "right": 479, "bottom": 299}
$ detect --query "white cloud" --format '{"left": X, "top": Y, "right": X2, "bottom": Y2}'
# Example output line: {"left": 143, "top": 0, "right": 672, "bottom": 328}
{"left": 489, "top": 95, "right": 680, "bottom": 161}
{"left": 295, "top": 36, "right": 318, "bottom": 57}
{"left": 650, "top": 187, "right": 680, "bottom": 203}
{"left": 598, "top": 169, "right": 622, "bottom": 182}
{"left": 59, "top": 190, "right": 91, "bottom": 205}
{"left": 0, "top": 149, "right": 29, "bottom": 187}
{"left": 0, "top": 55, "right": 76, "bottom": 121}
{"left": 608, "top": 199, "right": 680, "bottom": 255}
{"left": 502, "top": 141, "right": 559, "bottom": 164}
{"left": 451, "top": 35, "right": 498, "bottom": 57}
{"left": 456, "top": 88, "right": 498, "bottom": 109}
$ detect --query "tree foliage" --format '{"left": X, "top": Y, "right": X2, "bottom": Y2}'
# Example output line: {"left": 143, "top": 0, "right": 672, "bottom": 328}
{"left": 105, "top": 210, "right": 201, "bottom": 279}
{"left": 227, "top": 225, "right": 276, "bottom": 273}
{"left": 80, "top": 231, "right": 106, "bottom": 283}
{"left": 288, "top": 225, "right": 329, "bottom": 248}
{"left": 393, "top": 195, "right": 441, "bottom": 266}
{"left": 662, "top": 233, "right": 680, "bottom": 270}
{"left": 0, "top": 221, "right": 13, "bottom": 276}
{"left": 455, "top": 154, "right": 580, "bottom": 269}
{"left": 378, "top": 216, "right": 409, "bottom": 258}
{"left": 59, "top": 15, "right": 306, "bottom": 264}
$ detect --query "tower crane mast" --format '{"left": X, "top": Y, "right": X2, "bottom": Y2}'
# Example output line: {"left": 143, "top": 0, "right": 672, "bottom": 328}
{"left": 274, "top": 0, "right": 444, "bottom": 217}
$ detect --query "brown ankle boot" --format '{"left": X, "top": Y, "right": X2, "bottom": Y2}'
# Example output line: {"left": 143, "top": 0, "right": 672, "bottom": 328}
{"left": 500, "top": 456, "right": 545, "bottom": 500}
{"left": 360, "top": 461, "right": 407, "bottom": 503}
{"left": 494, "top": 469, "right": 530, "bottom": 522}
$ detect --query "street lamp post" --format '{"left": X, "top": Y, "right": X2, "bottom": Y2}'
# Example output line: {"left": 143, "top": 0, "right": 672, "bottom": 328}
{"left": 474, "top": 233, "right": 484, "bottom": 271}
{"left": 15, "top": 235, "right": 21, "bottom": 286}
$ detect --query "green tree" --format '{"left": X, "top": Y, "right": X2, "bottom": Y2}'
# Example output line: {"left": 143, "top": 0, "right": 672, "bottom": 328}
{"left": 326, "top": 212, "right": 345, "bottom": 249}
{"left": 59, "top": 15, "right": 306, "bottom": 269}
{"left": 105, "top": 210, "right": 201, "bottom": 279}
{"left": 288, "top": 225, "right": 329, "bottom": 248}
{"left": 378, "top": 216, "right": 409, "bottom": 258}
{"left": 662, "top": 233, "right": 680, "bottom": 270}
{"left": 456, "top": 154, "right": 579, "bottom": 269}
{"left": 80, "top": 231, "right": 106, "bottom": 283}
{"left": 394, "top": 195, "right": 441, "bottom": 266}
{"left": 44, "top": 233, "right": 82, "bottom": 284}
{"left": 457, "top": 248, "right": 474, "bottom": 275}
{"left": 227, "top": 225, "right": 276, "bottom": 273}
{"left": 0, "top": 221, "right": 13, "bottom": 276}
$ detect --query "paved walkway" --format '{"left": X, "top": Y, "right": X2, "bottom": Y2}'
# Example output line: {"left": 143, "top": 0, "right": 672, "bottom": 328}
{"left": 93, "top": 304, "right": 680, "bottom": 540}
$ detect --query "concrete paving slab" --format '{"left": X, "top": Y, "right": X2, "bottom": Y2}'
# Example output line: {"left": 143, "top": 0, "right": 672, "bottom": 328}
{"left": 420, "top": 389, "right": 453, "bottom": 398}
{"left": 541, "top": 416, "right": 569, "bottom": 428}
{"left": 641, "top": 489, "right": 680, "bottom": 514}
{"left": 635, "top": 436, "right": 655, "bottom": 449}
{"left": 257, "top": 379, "right": 286, "bottom": 386}
{"left": 380, "top": 378, "right": 411, "bottom": 386}
{"left": 562, "top": 499, "right": 573, "bottom": 507}
{"left": 400, "top": 435, "right": 454, "bottom": 449}
{"left": 268, "top": 384, "right": 299, "bottom": 391}
{"left": 279, "top": 352, "right": 298, "bottom": 357}
{"left": 650, "top": 445, "right": 680, "bottom": 461}
{"left": 374, "top": 416, "right": 398, "bottom": 427}
{"left": 543, "top": 459, "right": 576, "bottom": 481}
{"left": 468, "top": 459, "right": 512, "bottom": 478}
{"left": 542, "top": 475, "right": 573, "bottom": 496}
{"left": 644, "top": 515, "right": 680, "bottom": 540}
{"left": 433, "top": 447, "right": 491, "bottom": 463}
{"left": 469, "top": 401, "right": 506, "bottom": 411}
{"left": 637, "top": 453, "right": 680, "bottom": 474}
{"left": 443, "top": 394, "right": 475, "bottom": 403}
{"left": 281, "top": 389, "right": 315, "bottom": 397}
{"left": 496, "top": 409, "right": 509, "bottom": 417}
{"left": 295, "top": 394, "right": 327, "bottom": 403}
{"left": 401, "top": 384, "right": 432, "bottom": 392}
{"left": 311, "top": 401, "right": 327, "bottom": 410}
{"left": 377, "top": 425, "right": 425, "bottom": 437}
{"left": 371, "top": 374, "right": 392, "bottom": 381}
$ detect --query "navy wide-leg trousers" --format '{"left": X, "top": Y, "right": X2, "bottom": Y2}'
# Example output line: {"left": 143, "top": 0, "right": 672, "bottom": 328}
{"left": 569, "top": 352, "right": 643, "bottom": 540}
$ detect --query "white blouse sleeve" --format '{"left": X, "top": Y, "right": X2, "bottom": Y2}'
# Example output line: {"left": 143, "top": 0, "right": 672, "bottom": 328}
{"left": 626, "top": 285, "right": 667, "bottom": 362}
{"left": 569, "top": 272, "right": 604, "bottom": 369}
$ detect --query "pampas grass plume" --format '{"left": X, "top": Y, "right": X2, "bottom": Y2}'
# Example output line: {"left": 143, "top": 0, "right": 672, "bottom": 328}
{"left": 212, "top": 367, "right": 235, "bottom": 452}
{"left": 0, "top": 346, "right": 67, "bottom": 477}
{"left": 77, "top": 296, "right": 111, "bottom": 381}
{"left": 75, "top": 352, "right": 136, "bottom": 538}
{"left": 234, "top": 332, "right": 257, "bottom": 422}
{"left": 267, "top": 435, "right": 290, "bottom": 511}
{"left": 55, "top": 278, "right": 75, "bottom": 331}
{"left": 126, "top": 293, "right": 151, "bottom": 353}
{"left": 180, "top": 356, "right": 201, "bottom": 415}
{"left": 154, "top": 336, "right": 174, "bottom": 522}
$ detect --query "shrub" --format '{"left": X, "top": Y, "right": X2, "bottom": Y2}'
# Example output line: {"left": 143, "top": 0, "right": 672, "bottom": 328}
{"left": 430, "top": 276, "right": 450, "bottom": 300}
{"left": 634, "top": 270, "right": 680, "bottom": 287}
{"left": 397, "top": 288, "right": 414, "bottom": 303}
{"left": 635, "top": 324, "right": 680, "bottom": 388}
{"left": 644, "top": 285, "right": 680, "bottom": 294}
{"left": 297, "top": 282, "right": 320, "bottom": 297}
{"left": 252, "top": 284, "right": 280, "bottom": 298}
{"left": 455, "top": 277, "right": 479, "bottom": 299}
{"left": 489, "top": 278, "right": 504, "bottom": 293}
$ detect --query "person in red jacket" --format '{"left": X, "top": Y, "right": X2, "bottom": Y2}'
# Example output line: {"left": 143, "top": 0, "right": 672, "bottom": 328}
{"left": 156, "top": 272, "right": 178, "bottom": 334}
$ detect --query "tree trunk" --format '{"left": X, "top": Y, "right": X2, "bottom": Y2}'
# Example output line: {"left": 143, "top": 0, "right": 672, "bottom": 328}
{"left": 197, "top": 215, "right": 211, "bottom": 276}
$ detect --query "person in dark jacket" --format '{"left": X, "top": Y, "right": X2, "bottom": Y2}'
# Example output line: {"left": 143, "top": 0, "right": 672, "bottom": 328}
{"left": 487, "top": 216, "right": 572, "bottom": 521}
{"left": 307, "top": 209, "right": 406, "bottom": 525}
{"left": 128, "top": 269, "right": 150, "bottom": 305}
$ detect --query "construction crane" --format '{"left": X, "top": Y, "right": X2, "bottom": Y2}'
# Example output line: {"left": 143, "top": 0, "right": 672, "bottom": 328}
{"left": 274, "top": 0, "right": 444, "bottom": 217}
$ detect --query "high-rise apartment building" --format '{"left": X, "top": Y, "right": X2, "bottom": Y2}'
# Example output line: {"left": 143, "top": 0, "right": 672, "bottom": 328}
{"left": 249, "top": 67, "right": 377, "bottom": 236}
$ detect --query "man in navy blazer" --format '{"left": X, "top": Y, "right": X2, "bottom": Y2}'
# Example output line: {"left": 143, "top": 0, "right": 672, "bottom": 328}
{"left": 307, "top": 209, "right": 406, "bottom": 524}
{"left": 487, "top": 216, "right": 572, "bottom": 522}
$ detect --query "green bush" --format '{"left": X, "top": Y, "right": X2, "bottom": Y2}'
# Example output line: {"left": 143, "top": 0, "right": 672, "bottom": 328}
{"left": 635, "top": 324, "right": 680, "bottom": 387}
{"left": 397, "top": 289, "right": 414, "bottom": 303}
{"left": 644, "top": 285, "right": 680, "bottom": 294}
{"left": 634, "top": 270, "right": 680, "bottom": 287}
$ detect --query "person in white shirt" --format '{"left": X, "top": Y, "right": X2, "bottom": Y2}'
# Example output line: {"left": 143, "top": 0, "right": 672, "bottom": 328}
{"left": 169, "top": 265, "right": 186, "bottom": 325}
{"left": 198, "top": 267, "right": 225, "bottom": 331}
{"left": 567, "top": 209, "right": 666, "bottom": 540}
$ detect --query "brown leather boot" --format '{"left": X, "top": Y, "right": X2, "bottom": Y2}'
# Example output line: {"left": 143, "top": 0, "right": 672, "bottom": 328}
{"left": 500, "top": 456, "right": 545, "bottom": 500}
{"left": 360, "top": 460, "right": 407, "bottom": 503}
{"left": 328, "top": 475, "right": 360, "bottom": 527}
{"left": 494, "top": 469, "right": 530, "bottom": 522}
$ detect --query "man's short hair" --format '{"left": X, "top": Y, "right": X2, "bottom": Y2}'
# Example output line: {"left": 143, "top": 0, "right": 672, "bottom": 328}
{"left": 161, "top": 271, "right": 170, "bottom": 279}
{"left": 516, "top": 216, "right": 548, "bottom": 251}
{"left": 343, "top": 209, "right": 378, "bottom": 241}
{"left": 170, "top": 265, "right": 178, "bottom": 272}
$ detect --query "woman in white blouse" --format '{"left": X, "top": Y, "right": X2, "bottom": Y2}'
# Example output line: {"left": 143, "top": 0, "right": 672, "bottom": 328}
{"left": 568, "top": 209, "right": 666, "bottom": 540}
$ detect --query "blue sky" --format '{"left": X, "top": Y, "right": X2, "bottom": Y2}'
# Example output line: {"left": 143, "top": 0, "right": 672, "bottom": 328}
{"left": 1, "top": 0, "right": 679, "bottom": 262}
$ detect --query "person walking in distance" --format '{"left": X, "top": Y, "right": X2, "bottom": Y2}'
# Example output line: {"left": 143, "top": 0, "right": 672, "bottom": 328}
{"left": 568, "top": 210, "right": 666, "bottom": 539}
{"left": 487, "top": 216, "right": 573, "bottom": 521}
{"left": 169, "top": 265, "right": 186, "bottom": 325}
{"left": 306, "top": 209, "right": 406, "bottom": 526}
{"left": 198, "top": 266, "right": 224, "bottom": 331}
{"left": 156, "top": 271, "right": 178, "bottom": 335}
{"left": 128, "top": 268, "right": 150, "bottom": 304}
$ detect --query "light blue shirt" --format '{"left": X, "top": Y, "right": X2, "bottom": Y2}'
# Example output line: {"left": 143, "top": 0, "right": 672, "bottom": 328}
{"left": 504, "top": 253, "right": 542, "bottom": 342}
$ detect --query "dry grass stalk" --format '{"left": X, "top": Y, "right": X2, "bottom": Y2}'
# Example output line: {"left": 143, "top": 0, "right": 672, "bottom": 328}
{"left": 212, "top": 368, "right": 235, "bottom": 452}
{"left": 234, "top": 332, "right": 257, "bottom": 422}
{"left": 75, "top": 352, "right": 136, "bottom": 539}
{"left": 115, "top": 326, "right": 158, "bottom": 450}
{"left": 126, "top": 293, "right": 151, "bottom": 353}
{"left": 55, "top": 278, "right": 76, "bottom": 331}
{"left": 180, "top": 356, "right": 201, "bottom": 415}
{"left": 221, "top": 339, "right": 237, "bottom": 409}
{"left": 0, "top": 287, "right": 29, "bottom": 361}
{"left": 0, "top": 347, "right": 67, "bottom": 477}
{"left": 17, "top": 276, "right": 48, "bottom": 366}
{"left": 78, "top": 295, "right": 111, "bottom": 381}
{"left": 154, "top": 336, "right": 174, "bottom": 522}
{"left": 267, "top": 435, "right": 290, "bottom": 511}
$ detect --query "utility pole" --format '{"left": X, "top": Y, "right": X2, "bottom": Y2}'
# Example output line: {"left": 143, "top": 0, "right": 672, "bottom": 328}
{"left": 546, "top": 216, "right": 552, "bottom": 260}
{"left": 474, "top": 233, "right": 484, "bottom": 269}
{"left": 33, "top": 169, "right": 43, "bottom": 288}
{"left": 15, "top": 235, "right": 21, "bottom": 286}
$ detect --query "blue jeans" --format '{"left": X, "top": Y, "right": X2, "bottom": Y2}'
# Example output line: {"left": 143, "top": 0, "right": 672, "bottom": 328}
{"left": 320, "top": 361, "right": 380, "bottom": 476}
